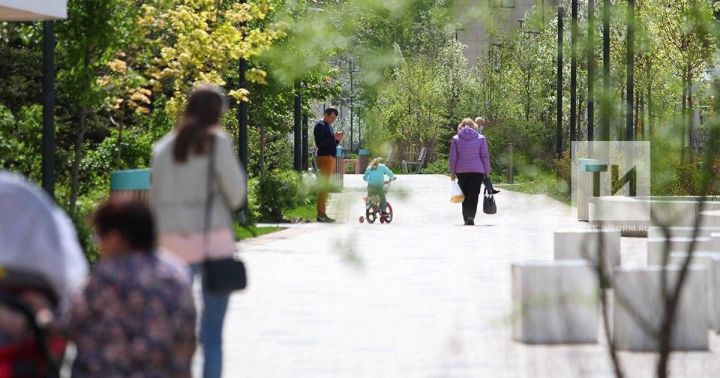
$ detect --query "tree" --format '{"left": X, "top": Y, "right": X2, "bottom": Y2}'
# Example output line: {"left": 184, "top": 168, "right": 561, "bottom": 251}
{"left": 56, "top": 0, "right": 125, "bottom": 214}
{"left": 652, "top": 0, "right": 715, "bottom": 159}
{"left": 134, "top": 0, "right": 283, "bottom": 115}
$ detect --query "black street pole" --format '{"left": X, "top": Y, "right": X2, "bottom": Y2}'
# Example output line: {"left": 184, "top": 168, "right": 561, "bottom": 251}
{"left": 302, "top": 112, "right": 309, "bottom": 171}
{"left": 349, "top": 60, "right": 354, "bottom": 153}
{"left": 237, "top": 0, "right": 249, "bottom": 222}
{"left": 557, "top": 7, "right": 564, "bottom": 158}
{"left": 238, "top": 60, "right": 249, "bottom": 169}
{"left": 42, "top": 21, "right": 56, "bottom": 198}
{"left": 587, "top": 0, "right": 595, "bottom": 142}
{"left": 357, "top": 113, "right": 362, "bottom": 148}
{"left": 570, "top": 0, "right": 578, "bottom": 144}
{"left": 293, "top": 81, "right": 302, "bottom": 171}
{"left": 602, "top": 0, "right": 611, "bottom": 141}
{"left": 626, "top": 0, "right": 635, "bottom": 141}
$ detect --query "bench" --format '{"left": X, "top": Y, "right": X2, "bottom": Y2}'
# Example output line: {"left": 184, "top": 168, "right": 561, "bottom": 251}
{"left": 401, "top": 147, "right": 427, "bottom": 174}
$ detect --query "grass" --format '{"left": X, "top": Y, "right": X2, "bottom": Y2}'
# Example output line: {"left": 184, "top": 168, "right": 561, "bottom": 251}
{"left": 235, "top": 225, "right": 284, "bottom": 240}
{"left": 283, "top": 200, "right": 317, "bottom": 222}
{"left": 497, "top": 175, "right": 570, "bottom": 205}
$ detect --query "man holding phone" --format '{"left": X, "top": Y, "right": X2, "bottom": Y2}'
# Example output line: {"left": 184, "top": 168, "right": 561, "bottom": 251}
{"left": 314, "top": 107, "right": 344, "bottom": 223}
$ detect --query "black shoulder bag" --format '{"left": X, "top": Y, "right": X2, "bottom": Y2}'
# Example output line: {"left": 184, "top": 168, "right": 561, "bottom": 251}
{"left": 203, "top": 136, "right": 247, "bottom": 294}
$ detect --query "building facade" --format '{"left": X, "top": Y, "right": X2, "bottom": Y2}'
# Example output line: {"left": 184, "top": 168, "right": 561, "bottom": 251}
{"left": 453, "top": 0, "right": 559, "bottom": 66}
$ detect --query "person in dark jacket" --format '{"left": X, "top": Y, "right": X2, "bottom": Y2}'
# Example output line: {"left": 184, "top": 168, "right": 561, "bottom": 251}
{"left": 314, "top": 107, "right": 344, "bottom": 223}
{"left": 449, "top": 118, "right": 491, "bottom": 225}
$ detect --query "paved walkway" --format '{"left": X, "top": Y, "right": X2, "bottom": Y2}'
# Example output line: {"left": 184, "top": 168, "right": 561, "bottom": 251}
{"left": 219, "top": 174, "right": 720, "bottom": 378}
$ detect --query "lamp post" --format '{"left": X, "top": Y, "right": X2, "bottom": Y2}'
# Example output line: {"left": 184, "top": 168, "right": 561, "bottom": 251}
{"left": 349, "top": 59, "right": 359, "bottom": 152}
{"left": 517, "top": 19, "right": 540, "bottom": 121}
{"left": 626, "top": 0, "right": 635, "bottom": 141}
{"left": 294, "top": 81, "right": 302, "bottom": 171}
{"left": 237, "top": 0, "right": 248, "bottom": 223}
{"left": 556, "top": 6, "right": 564, "bottom": 158}
{"left": 602, "top": 0, "right": 611, "bottom": 141}
{"left": 42, "top": 21, "right": 55, "bottom": 197}
{"left": 587, "top": 0, "right": 595, "bottom": 142}
{"left": 570, "top": 0, "right": 578, "bottom": 144}
{"left": 302, "top": 108, "right": 309, "bottom": 171}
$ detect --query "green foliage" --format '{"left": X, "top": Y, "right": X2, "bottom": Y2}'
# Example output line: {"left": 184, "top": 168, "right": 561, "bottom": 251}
{"left": 422, "top": 154, "right": 449, "bottom": 175}
{"left": 254, "top": 170, "right": 308, "bottom": 222}
{"left": 0, "top": 105, "right": 43, "bottom": 182}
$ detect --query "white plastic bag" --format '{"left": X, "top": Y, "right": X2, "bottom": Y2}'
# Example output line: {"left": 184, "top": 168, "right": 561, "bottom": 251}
{"left": 450, "top": 181, "right": 465, "bottom": 203}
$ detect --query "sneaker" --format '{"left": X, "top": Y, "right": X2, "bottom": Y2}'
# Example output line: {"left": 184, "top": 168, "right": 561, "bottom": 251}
{"left": 317, "top": 214, "right": 336, "bottom": 223}
{"left": 464, "top": 217, "right": 475, "bottom": 226}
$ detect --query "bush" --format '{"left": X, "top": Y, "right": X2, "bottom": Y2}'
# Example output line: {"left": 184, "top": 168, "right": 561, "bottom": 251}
{"left": 254, "top": 170, "right": 308, "bottom": 222}
{"left": 485, "top": 119, "right": 556, "bottom": 178}
{"left": 422, "top": 154, "right": 449, "bottom": 175}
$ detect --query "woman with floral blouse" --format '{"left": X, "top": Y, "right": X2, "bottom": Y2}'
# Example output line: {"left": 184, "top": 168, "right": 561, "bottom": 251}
{"left": 67, "top": 198, "right": 196, "bottom": 377}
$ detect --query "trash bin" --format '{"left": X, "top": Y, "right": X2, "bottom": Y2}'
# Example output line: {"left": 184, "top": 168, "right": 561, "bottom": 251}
{"left": 110, "top": 169, "right": 151, "bottom": 204}
{"left": 577, "top": 159, "right": 600, "bottom": 221}
{"left": 334, "top": 145, "right": 344, "bottom": 191}
{"left": 358, "top": 149, "right": 370, "bottom": 173}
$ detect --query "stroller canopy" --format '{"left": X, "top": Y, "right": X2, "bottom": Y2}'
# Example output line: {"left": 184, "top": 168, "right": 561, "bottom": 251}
{"left": 0, "top": 171, "right": 88, "bottom": 311}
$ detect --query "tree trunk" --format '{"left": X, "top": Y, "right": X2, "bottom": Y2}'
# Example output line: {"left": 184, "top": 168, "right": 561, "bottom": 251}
{"left": 681, "top": 72, "right": 688, "bottom": 162}
{"left": 634, "top": 89, "right": 641, "bottom": 140}
{"left": 69, "top": 107, "right": 88, "bottom": 215}
{"left": 114, "top": 104, "right": 125, "bottom": 169}
{"left": 647, "top": 75, "right": 653, "bottom": 140}
{"left": 687, "top": 71, "right": 694, "bottom": 160}
{"left": 259, "top": 124, "right": 266, "bottom": 175}
{"left": 525, "top": 73, "right": 532, "bottom": 121}
{"left": 638, "top": 90, "right": 644, "bottom": 140}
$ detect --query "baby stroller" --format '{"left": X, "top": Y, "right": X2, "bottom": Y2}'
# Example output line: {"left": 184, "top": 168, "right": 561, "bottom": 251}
{"left": 359, "top": 179, "right": 395, "bottom": 224}
{"left": 0, "top": 270, "right": 66, "bottom": 377}
{"left": 0, "top": 172, "right": 88, "bottom": 378}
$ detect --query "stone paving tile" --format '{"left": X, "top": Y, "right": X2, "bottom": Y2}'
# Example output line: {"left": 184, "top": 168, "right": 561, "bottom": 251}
{"left": 218, "top": 174, "right": 720, "bottom": 378}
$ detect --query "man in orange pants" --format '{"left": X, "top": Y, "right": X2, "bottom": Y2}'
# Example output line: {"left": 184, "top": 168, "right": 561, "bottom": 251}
{"left": 314, "top": 107, "right": 343, "bottom": 222}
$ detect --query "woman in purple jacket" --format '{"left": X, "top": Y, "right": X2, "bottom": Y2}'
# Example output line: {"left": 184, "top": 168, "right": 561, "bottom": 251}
{"left": 449, "top": 118, "right": 491, "bottom": 225}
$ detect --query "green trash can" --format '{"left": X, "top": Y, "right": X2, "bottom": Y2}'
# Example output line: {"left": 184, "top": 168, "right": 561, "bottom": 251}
{"left": 577, "top": 159, "right": 601, "bottom": 221}
{"left": 358, "top": 149, "right": 370, "bottom": 173}
{"left": 110, "top": 169, "right": 151, "bottom": 204}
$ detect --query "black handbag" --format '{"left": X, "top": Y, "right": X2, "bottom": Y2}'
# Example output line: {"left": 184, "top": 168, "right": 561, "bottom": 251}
{"left": 483, "top": 186, "right": 497, "bottom": 215}
{"left": 203, "top": 136, "right": 247, "bottom": 294}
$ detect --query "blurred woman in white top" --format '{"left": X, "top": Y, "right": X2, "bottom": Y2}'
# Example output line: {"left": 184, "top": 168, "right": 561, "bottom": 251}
{"left": 150, "top": 84, "right": 246, "bottom": 378}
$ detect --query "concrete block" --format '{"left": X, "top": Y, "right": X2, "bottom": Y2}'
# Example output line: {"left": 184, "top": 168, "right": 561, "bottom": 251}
{"left": 553, "top": 228, "right": 621, "bottom": 284}
{"left": 646, "top": 237, "right": 712, "bottom": 265}
{"left": 668, "top": 253, "right": 720, "bottom": 333}
{"left": 648, "top": 226, "right": 720, "bottom": 239}
{"left": 512, "top": 261, "right": 599, "bottom": 344}
{"left": 613, "top": 267, "right": 709, "bottom": 351}
{"left": 702, "top": 210, "right": 720, "bottom": 228}
{"left": 711, "top": 232, "right": 720, "bottom": 252}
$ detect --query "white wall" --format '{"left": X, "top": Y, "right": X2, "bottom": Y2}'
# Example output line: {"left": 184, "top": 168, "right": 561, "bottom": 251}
{"left": 0, "top": 0, "right": 67, "bottom": 21}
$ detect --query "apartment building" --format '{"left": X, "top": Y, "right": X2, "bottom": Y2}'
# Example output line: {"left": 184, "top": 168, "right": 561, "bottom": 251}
{"left": 453, "top": 0, "right": 559, "bottom": 65}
